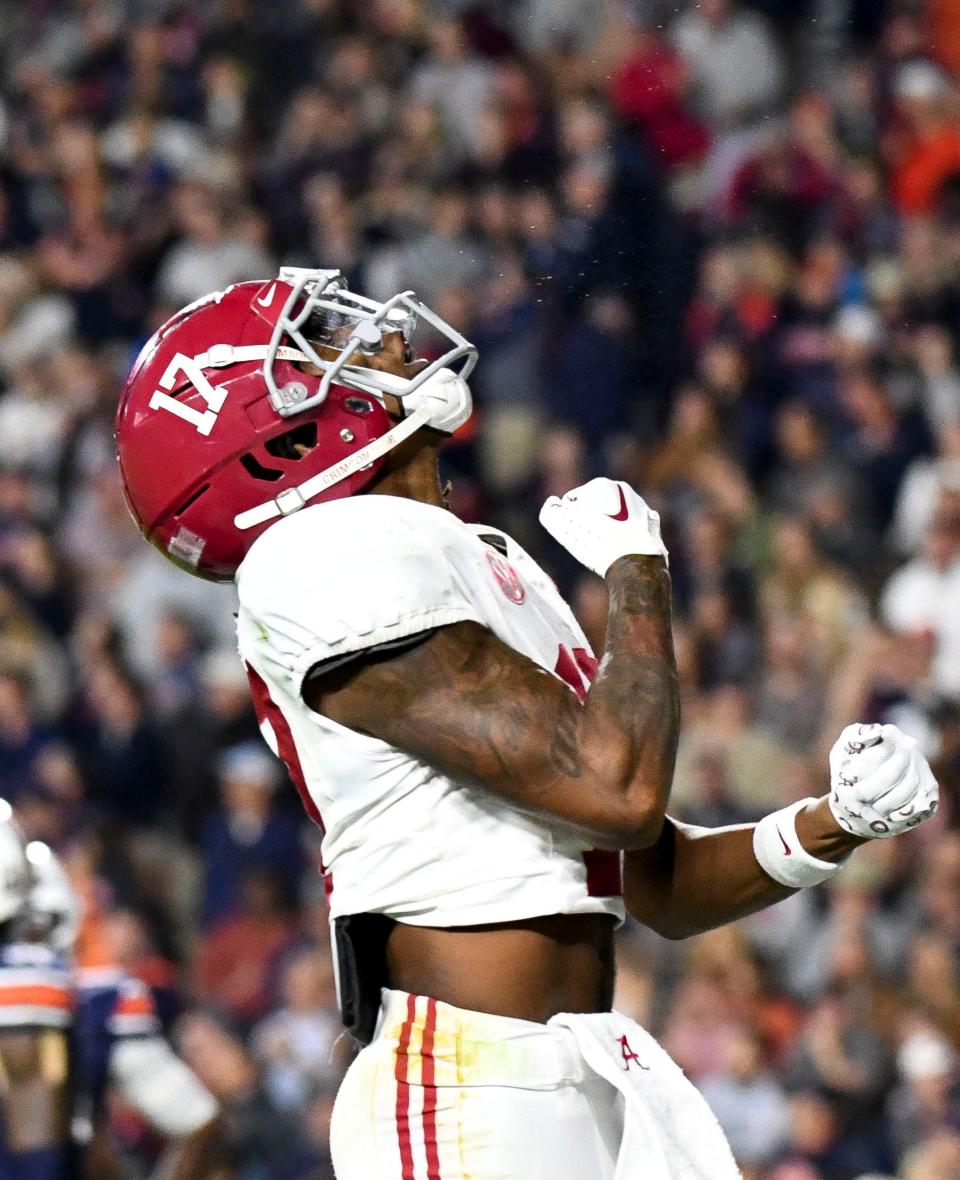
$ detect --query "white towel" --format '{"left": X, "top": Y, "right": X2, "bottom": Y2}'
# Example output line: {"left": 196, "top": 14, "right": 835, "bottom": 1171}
{"left": 549, "top": 1011, "right": 743, "bottom": 1180}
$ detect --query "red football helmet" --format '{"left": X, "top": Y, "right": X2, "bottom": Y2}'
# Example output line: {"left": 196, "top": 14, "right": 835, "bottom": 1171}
{"left": 116, "top": 268, "right": 476, "bottom": 580}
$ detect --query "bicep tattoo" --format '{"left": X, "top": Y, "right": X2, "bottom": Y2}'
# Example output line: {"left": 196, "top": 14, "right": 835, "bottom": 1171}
{"left": 306, "top": 621, "right": 584, "bottom": 797}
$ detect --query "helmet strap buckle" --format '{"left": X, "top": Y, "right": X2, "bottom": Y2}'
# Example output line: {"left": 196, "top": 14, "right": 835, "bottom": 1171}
{"left": 275, "top": 487, "right": 306, "bottom": 516}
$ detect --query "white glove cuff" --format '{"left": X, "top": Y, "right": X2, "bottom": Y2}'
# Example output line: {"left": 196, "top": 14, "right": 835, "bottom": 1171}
{"left": 753, "top": 799, "right": 846, "bottom": 889}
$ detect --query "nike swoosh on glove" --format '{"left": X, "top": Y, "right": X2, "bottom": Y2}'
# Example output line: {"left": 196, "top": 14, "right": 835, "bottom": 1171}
{"left": 539, "top": 478, "right": 668, "bottom": 577}
{"left": 829, "top": 722, "right": 939, "bottom": 839}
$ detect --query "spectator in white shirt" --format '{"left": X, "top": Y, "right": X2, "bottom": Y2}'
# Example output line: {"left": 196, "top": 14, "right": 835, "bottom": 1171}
{"left": 881, "top": 500, "right": 960, "bottom": 699}
{"left": 673, "top": 0, "right": 785, "bottom": 130}
{"left": 409, "top": 17, "right": 493, "bottom": 162}
{"left": 700, "top": 1027, "right": 791, "bottom": 1168}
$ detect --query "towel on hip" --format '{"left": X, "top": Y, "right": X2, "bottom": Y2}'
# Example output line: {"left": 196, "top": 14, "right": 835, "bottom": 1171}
{"left": 549, "top": 1010, "right": 742, "bottom": 1180}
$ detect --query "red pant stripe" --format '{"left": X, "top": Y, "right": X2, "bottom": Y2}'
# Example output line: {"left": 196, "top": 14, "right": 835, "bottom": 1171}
{"left": 395, "top": 993, "right": 417, "bottom": 1180}
{"left": 421, "top": 996, "right": 441, "bottom": 1180}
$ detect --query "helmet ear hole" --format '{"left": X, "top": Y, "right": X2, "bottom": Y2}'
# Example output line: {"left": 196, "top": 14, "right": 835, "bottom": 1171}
{"left": 240, "top": 454, "right": 284, "bottom": 482}
{"left": 241, "top": 422, "right": 319, "bottom": 482}
{"left": 264, "top": 422, "right": 318, "bottom": 460}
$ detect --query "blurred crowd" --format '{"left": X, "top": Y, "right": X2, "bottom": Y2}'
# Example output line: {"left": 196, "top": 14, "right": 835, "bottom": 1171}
{"left": 1, "top": 0, "right": 960, "bottom": 1176}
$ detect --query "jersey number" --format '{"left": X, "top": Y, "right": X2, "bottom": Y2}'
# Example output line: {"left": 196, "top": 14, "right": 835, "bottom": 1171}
{"left": 553, "top": 645, "right": 624, "bottom": 898}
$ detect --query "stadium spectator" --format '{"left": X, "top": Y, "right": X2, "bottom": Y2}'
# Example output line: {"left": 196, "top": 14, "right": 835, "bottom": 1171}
{"left": 252, "top": 946, "right": 343, "bottom": 1112}
{"left": 201, "top": 742, "right": 304, "bottom": 927}
{"left": 887, "top": 1027, "right": 960, "bottom": 1159}
{"left": 699, "top": 1028, "right": 791, "bottom": 1169}
{"left": 672, "top": 0, "right": 785, "bottom": 132}
{"left": 881, "top": 502, "right": 960, "bottom": 699}
{"left": 194, "top": 868, "right": 300, "bottom": 1026}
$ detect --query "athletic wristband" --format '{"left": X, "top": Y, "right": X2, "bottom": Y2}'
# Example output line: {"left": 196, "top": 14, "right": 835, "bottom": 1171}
{"left": 753, "top": 798, "right": 845, "bottom": 889}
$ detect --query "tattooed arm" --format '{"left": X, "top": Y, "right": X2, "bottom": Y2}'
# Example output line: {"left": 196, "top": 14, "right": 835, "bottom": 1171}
{"left": 623, "top": 804, "right": 864, "bottom": 938}
{"left": 304, "top": 554, "right": 678, "bottom": 849}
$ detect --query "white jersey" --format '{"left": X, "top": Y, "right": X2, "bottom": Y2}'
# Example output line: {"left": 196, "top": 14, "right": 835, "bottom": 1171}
{"left": 235, "top": 494, "right": 624, "bottom": 927}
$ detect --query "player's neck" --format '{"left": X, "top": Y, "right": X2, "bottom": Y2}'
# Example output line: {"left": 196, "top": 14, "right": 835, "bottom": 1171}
{"left": 367, "top": 432, "right": 447, "bottom": 508}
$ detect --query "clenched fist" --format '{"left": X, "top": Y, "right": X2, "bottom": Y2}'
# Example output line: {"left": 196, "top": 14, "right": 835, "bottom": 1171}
{"left": 829, "top": 723, "right": 939, "bottom": 839}
{"left": 539, "top": 479, "right": 668, "bottom": 577}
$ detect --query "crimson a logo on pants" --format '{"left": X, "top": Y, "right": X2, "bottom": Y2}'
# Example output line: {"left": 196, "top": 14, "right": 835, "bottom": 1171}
{"left": 485, "top": 548, "right": 526, "bottom": 604}
{"left": 618, "top": 1035, "right": 648, "bottom": 1071}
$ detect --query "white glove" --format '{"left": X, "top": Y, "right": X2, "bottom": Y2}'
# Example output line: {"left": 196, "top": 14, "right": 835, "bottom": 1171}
{"left": 539, "top": 478, "right": 668, "bottom": 577}
{"left": 829, "top": 722, "right": 939, "bottom": 839}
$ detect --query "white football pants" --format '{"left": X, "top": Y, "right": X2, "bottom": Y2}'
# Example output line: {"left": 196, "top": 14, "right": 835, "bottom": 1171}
{"left": 329, "top": 990, "right": 741, "bottom": 1180}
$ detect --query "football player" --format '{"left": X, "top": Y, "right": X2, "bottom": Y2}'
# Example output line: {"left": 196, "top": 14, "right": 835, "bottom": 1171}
{"left": 0, "top": 808, "right": 222, "bottom": 1180}
{"left": 116, "top": 268, "right": 939, "bottom": 1179}
{"left": 0, "top": 801, "right": 74, "bottom": 1180}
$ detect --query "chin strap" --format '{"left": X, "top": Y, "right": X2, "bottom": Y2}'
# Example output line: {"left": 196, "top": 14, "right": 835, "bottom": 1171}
{"left": 191, "top": 343, "right": 309, "bottom": 369}
{"left": 233, "top": 401, "right": 433, "bottom": 532}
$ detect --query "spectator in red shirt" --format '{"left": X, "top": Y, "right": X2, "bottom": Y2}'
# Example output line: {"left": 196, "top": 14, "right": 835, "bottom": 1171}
{"left": 194, "top": 869, "right": 299, "bottom": 1027}
{"left": 888, "top": 60, "right": 960, "bottom": 215}
{"left": 608, "top": 19, "right": 710, "bottom": 171}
